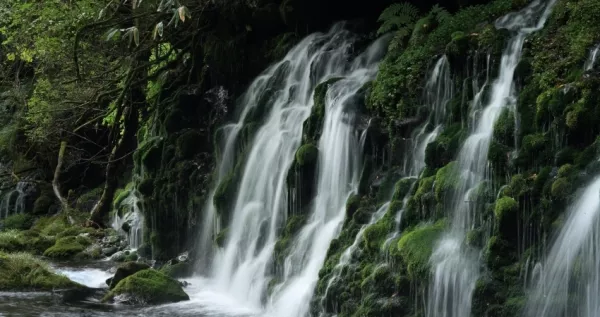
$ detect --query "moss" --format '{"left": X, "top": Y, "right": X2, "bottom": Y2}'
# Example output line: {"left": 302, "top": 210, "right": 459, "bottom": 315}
{"left": 466, "top": 229, "right": 483, "bottom": 248}
{"left": 43, "top": 236, "right": 90, "bottom": 259}
{"left": 160, "top": 262, "right": 191, "bottom": 278}
{"left": 506, "top": 174, "right": 528, "bottom": 198}
{"left": 108, "top": 262, "right": 150, "bottom": 289}
{"left": 392, "top": 177, "right": 416, "bottom": 201}
{"left": 494, "top": 197, "right": 518, "bottom": 239}
{"left": 346, "top": 194, "right": 361, "bottom": 218}
{"left": 138, "top": 178, "right": 154, "bottom": 197}
{"left": 0, "top": 251, "right": 82, "bottom": 290}
{"left": 32, "top": 193, "right": 56, "bottom": 215}
{"left": 103, "top": 269, "right": 189, "bottom": 304}
{"left": 55, "top": 226, "right": 95, "bottom": 238}
{"left": 175, "top": 130, "right": 202, "bottom": 159}
{"left": 557, "top": 163, "right": 576, "bottom": 179}
{"left": 425, "top": 124, "right": 465, "bottom": 169}
{"left": 141, "top": 139, "right": 163, "bottom": 171}
{"left": 493, "top": 108, "right": 515, "bottom": 146}
{"left": 1, "top": 213, "right": 34, "bottom": 230}
{"left": 434, "top": 161, "right": 458, "bottom": 202}
{"left": 34, "top": 216, "right": 68, "bottom": 236}
{"left": 362, "top": 218, "right": 393, "bottom": 252}
{"left": 395, "top": 220, "right": 446, "bottom": 279}
{"left": 551, "top": 177, "right": 572, "bottom": 199}
{"left": 215, "top": 228, "right": 229, "bottom": 247}
{"left": 274, "top": 214, "right": 307, "bottom": 265}
{"left": 304, "top": 78, "right": 343, "bottom": 142}
{"left": 75, "top": 187, "right": 103, "bottom": 212}
{"left": 295, "top": 144, "right": 318, "bottom": 167}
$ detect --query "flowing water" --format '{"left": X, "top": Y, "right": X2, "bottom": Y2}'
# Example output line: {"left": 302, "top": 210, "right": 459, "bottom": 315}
{"left": 426, "top": 1, "right": 557, "bottom": 317}
{"left": 193, "top": 23, "right": 389, "bottom": 316}
{"left": 111, "top": 190, "right": 145, "bottom": 249}
{"left": 584, "top": 44, "right": 599, "bottom": 71}
{"left": 0, "top": 181, "right": 30, "bottom": 220}
{"left": 522, "top": 176, "right": 600, "bottom": 317}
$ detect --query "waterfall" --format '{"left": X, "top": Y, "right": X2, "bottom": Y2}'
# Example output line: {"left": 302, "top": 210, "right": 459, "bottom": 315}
{"left": 111, "top": 189, "right": 145, "bottom": 250}
{"left": 405, "top": 55, "right": 453, "bottom": 177}
{"left": 0, "top": 181, "right": 29, "bottom": 219}
{"left": 426, "top": 1, "right": 557, "bottom": 317}
{"left": 201, "top": 24, "right": 387, "bottom": 314}
{"left": 584, "top": 44, "right": 599, "bottom": 71}
{"left": 522, "top": 176, "right": 600, "bottom": 317}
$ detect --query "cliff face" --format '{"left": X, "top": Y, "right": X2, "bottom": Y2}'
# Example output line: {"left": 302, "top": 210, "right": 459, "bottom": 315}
{"left": 1, "top": 0, "right": 600, "bottom": 315}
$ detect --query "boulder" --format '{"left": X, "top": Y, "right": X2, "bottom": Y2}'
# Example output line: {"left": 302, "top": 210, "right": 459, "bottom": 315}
{"left": 103, "top": 269, "right": 190, "bottom": 305}
{"left": 108, "top": 261, "right": 150, "bottom": 289}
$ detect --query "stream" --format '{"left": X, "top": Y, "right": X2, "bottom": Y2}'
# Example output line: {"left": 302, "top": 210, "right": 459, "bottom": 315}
{"left": 0, "top": 261, "right": 262, "bottom": 317}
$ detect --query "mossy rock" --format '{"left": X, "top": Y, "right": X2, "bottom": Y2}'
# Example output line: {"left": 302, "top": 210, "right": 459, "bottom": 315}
{"left": 345, "top": 194, "right": 361, "bottom": 218}
{"left": 43, "top": 236, "right": 91, "bottom": 259}
{"left": 103, "top": 269, "right": 189, "bottom": 305}
{"left": 1, "top": 213, "right": 34, "bottom": 230}
{"left": 395, "top": 220, "right": 445, "bottom": 279}
{"left": 304, "top": 78, "right": 343, "bottom": 141}
{"left": 0, "top": 251, "right": 82, "bottom": 290}
{"left": 160, "top": 262, "right": 191, "bottom": 279}
{"left": 494, "top": 197, "right": 518, "bottom": 239}
{"left": 493, "top": 108, "right": 515, "bottom": 146}
{"left": 138, "top": 178, "right": 154, "bottom": 197}
{"left": 434, "top": 161, "right": 458, "bottom": 202}
{"left": 75, "top": 187, "right": 103, "bottom": 212}
{"left": 175, "top": 130, "right": 202, "bottom": 159}
{"left": 295, "top": 144, "right": 318, "bottom": 167}
{"left": 551, "top": 177, "right": 572, "bottom": 199}
{"left": 108, "top": 262, "right": 150, "bottom": 289}
{"left": 392, "top": 177, "right": 416, "bottom": 201}
{"left": 32, "top": 193, "right": 56, "bottom": 215}
{"left": 215, "top": 228, "right": 229, "bottom": 247}
{"left": 362, "top": 218, "right": 393, "bottom": 252}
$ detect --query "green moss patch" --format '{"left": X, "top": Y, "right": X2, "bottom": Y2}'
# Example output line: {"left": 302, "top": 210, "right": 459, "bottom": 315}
{"left": 1, "top": 213, "right": 34, "bottom": 230}
{"left": 396, "top": 220, "right": 446, "bottom": 279}
{"left": 103, "top": 269, "right": 189, "bottom": 305}
{"left": 43, "top": 236, "right": 91, "bottom": 259}
{"left": 0, "top": 251, "right": 82, "bottom": 290}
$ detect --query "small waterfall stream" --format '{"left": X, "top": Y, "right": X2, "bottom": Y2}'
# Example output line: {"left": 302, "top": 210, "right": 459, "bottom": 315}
{"left": 522, "top": 176, "right": 600, "bottom": 317}
{"left": 426, "top": 1, "right": 557, "bottom": 317}
{"left": 584, "top": 44, "right": 599, "bottom": 71}
{"left": 196, "top": 24, "right": 388, "bottom": 315}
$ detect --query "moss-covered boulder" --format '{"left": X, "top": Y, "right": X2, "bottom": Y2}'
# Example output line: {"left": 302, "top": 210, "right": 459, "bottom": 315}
{"left": 0, "top": 252, "right": 82, "bottom": 290}
{"left": 395, "top": 220, "right": 445, "bottom": 279}
{"left": 103, "top": 269, "right": 189, "bottom": 305}
{"left": 108, "top": 262, "right": 150, "bottom": 289}
{"left": 295, "top": 144, "right": 318, "bottom": 166}
{"left": 43, "top": 236, "right": 91, "bottom": 259}
{"left": 160, "top": 262, "right": 191, "bottom": 279}
{"left": 494, "top": 197, "right": 518, "bottom": 240}
{"left": 434, "top": 161, "right": 458, "bottom": 202}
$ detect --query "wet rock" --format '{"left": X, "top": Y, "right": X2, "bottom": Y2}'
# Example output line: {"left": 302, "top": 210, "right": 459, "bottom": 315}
{"left": 109, "top": 251, "right": 126, "bottom": 262}
{"left": 103, "top": 269, "right": 190, "bottom": 305}
{"left": 108, "top": 262, "right": 150, "bottom": 289}
{"left": 58, "top": 287, "right": 105, "bottom": 303}
{"left": 102, "top": 246, "right": 118, "bottom": 257}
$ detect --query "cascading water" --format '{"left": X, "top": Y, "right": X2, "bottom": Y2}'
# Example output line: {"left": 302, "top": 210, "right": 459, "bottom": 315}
{"left": 318, "top": 200, "right": 390, "bottom": 315}
{"left": 426, "top": 1, "right": 557, "bottom": 317}
{"left": 584, "top": 44, "right": 599, "bottom": 71}
{"left": 112, "top": 189, "right": 145, "bottom": 249}
{"left": 522, "top": 176, "right": 600, "bottom": 317}
{"left": 267, "top": 41, "right": 386, "bottom": 317}
{"left": 0, "top": 181, "right": 29, "bottom": 219}
{"left": 404, "top": 55, "right": 453, "bottom": 177}
{"left": 203, "top": 24, "right": 387, "bottom": 315}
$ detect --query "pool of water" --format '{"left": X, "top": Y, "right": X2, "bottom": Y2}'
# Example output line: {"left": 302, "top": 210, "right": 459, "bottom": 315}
{"left": 0, "top": 262, "right": 264, "bottom": 317}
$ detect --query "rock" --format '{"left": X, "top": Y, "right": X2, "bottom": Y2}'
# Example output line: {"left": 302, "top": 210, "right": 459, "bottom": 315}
{"left": 58, "top": 287, "right": 104, "bottom": 303}
{"left": 103, "top": 235, "right": 120, "bottom": 245}
{"left": 108, "top": 262, "right": 150, "bottom": 289}
{"left": 109, "top": 251, "right": 127, "bottom": 262}
{"left": 102, "top": 246, "right": 118, "bottom": 257}
{"left": 177, "top": 251, "right": 189, "bottom": 263}
{"left": 103, "top": 269, "right": 190, "bottom": 305}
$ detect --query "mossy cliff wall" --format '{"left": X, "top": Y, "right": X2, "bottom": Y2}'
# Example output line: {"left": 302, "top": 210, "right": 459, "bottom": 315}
{"left": 300, "top": 0, "right": 600, "bottom": 316}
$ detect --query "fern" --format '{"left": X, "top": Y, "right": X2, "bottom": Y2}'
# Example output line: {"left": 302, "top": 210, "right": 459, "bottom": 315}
{"left": 429, "top": 4, "right": 452, "bottom": 24}
{"left": 377, "top": 3, "right": 420, "bottom": 36}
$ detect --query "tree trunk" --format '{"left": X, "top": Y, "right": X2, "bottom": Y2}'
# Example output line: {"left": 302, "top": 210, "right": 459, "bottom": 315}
{"left": 52, "top": 141, "right": 69, "bottom": 213}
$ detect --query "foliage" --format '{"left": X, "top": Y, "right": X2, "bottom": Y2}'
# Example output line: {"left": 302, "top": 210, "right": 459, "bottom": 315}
{"left": 1, "top": 213, "right": 34, "bottom": 230}
{"left": 377, "top": 3, "right": 420, "bottom": 51}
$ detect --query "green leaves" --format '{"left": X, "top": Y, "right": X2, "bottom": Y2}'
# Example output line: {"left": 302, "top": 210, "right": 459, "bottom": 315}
{"left": 377, "top": 3, "right": 420, "bottom": 36}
